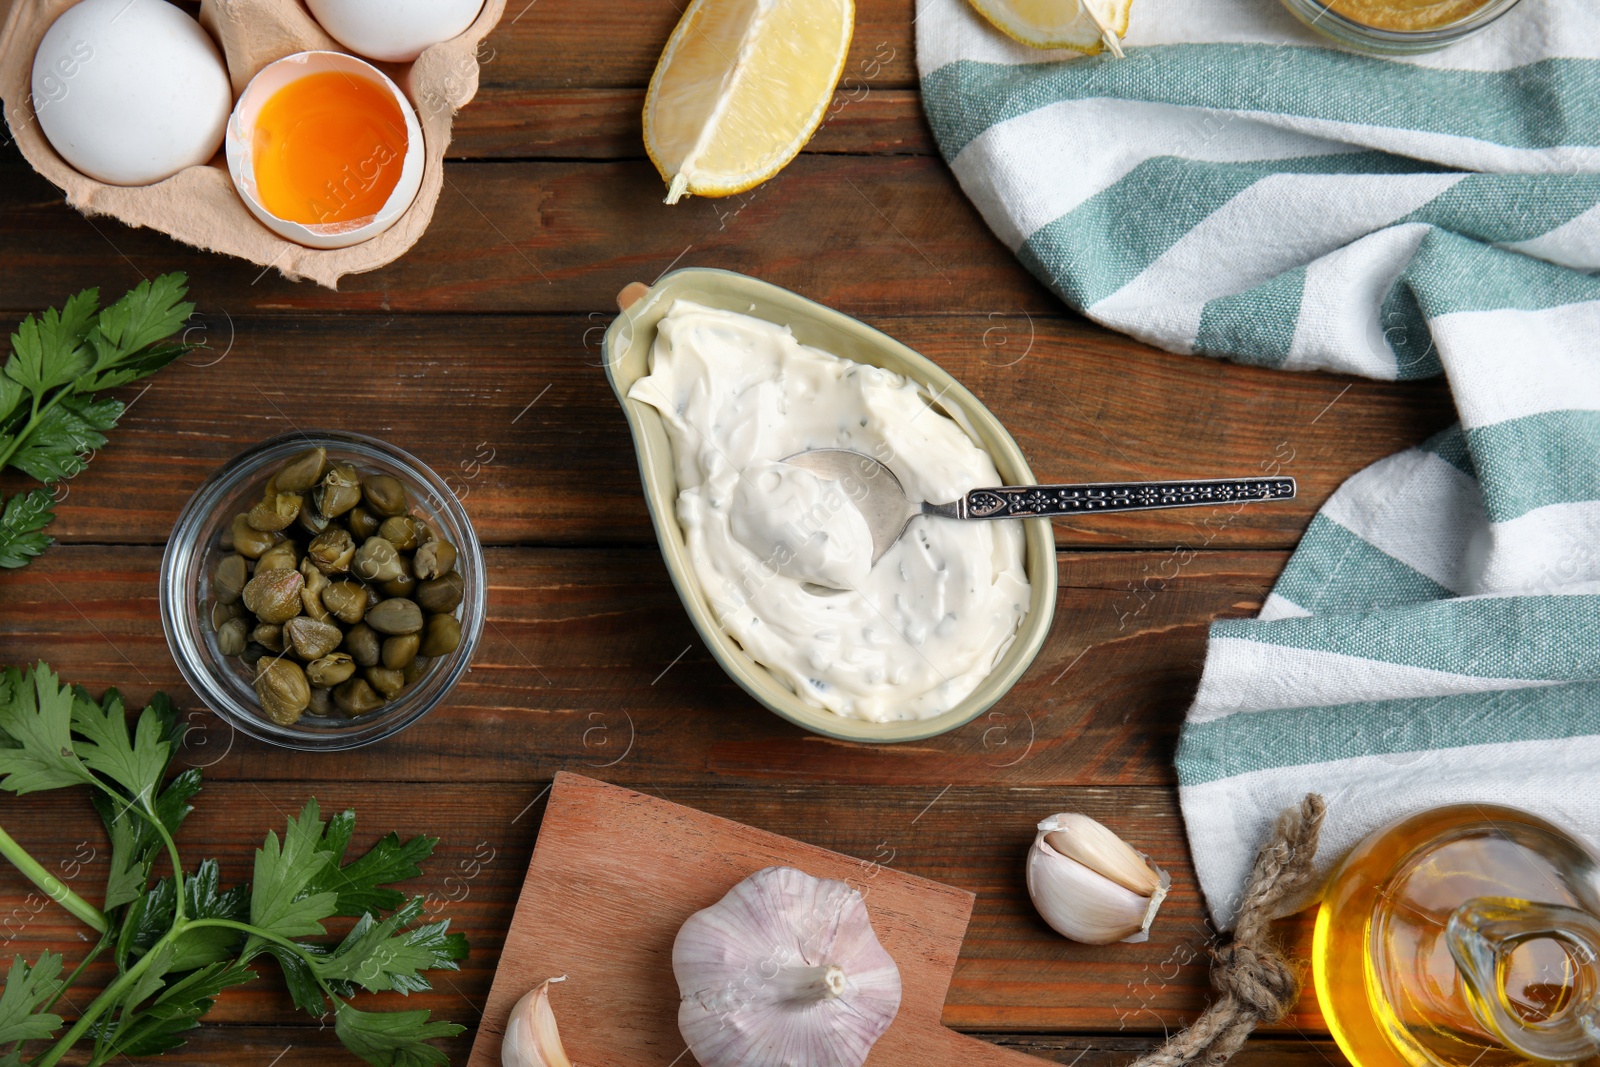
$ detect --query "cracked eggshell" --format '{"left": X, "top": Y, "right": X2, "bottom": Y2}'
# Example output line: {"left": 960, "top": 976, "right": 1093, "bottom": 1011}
{"left": 224, "top": 50, "right": 423, "bottom": 250}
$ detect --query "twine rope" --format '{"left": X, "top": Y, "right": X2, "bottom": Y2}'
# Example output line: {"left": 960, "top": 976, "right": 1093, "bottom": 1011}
{"left": 1129, "top": 794, "right": 1328, "bottom": 1067}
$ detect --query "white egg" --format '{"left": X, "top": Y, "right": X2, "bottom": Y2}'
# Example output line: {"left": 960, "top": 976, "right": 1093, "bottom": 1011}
{"left": 305, "top": 0, "right": 486, "bottom": 64}
{"left": 31, "top": 0, "right": 232, "bottom": 187}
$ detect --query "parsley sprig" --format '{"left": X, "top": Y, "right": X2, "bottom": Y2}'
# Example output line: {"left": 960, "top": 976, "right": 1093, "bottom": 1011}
{"left": 0, "top": 665, "right": 468, "bottom": 1066}
{"left": 0, "top": 277, "right": 195, "bottom": 568}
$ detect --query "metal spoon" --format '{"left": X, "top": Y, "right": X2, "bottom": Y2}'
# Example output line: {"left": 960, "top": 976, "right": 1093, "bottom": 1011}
{"left": 783, "top": 448, "right": 1296, "bottom": 564}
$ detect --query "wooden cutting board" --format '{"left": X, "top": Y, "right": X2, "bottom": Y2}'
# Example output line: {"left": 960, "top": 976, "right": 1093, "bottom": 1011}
{"left": 467, "top": 772, "right": 1045, "bottom": 1067}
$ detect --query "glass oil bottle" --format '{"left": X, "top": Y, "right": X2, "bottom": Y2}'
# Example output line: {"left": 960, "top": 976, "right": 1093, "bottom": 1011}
{"left": 1314, "top": 805, "right": 1600, "bottom": 1067}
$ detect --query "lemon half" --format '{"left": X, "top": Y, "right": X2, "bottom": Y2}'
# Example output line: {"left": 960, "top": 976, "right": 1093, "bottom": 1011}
{"left": 967, "top": 0, "right": 1132, "bottom": 55}
{"left": 644, "top": 0, "right": 855, "bottom": 204}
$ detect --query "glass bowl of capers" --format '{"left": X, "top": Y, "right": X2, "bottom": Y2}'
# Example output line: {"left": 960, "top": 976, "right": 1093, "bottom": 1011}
{"left": 159, "top": 431, "right": 485, "bottom": 750}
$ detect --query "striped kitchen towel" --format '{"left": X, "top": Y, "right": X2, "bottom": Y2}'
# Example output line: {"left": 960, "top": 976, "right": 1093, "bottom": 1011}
{"left": 917, "top": 0, "right": 1600, "bottom": 926}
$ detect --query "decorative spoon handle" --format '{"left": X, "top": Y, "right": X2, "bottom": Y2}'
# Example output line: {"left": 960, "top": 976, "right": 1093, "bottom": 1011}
{"left": 944, "top": 477, "right": 1297, "bottom": 519}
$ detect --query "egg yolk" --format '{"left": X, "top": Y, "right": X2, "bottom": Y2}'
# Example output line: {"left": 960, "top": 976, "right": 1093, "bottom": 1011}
{"left": 251, "top": 71, "right": 406, "bottom": 226}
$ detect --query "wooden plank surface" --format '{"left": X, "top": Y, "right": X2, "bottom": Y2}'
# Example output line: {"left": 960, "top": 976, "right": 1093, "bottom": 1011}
{"left": 0, "top": 314, "right": 1452, "bottom": 551}
{"left": 0, "top": 778, "right": 1327, "bottom": 1037}
{"left": 26, "top": 1025, "right": 1346, "bottom": 1067}
{"left": 0, "top": 1, "right": 1420, "bottom": 1062}
{"left": 2, "top": 545, "right": 1272, "bottom": 787}
{"left": 0, "top": 155, "right": 1056, "bottom": 314}
{"left": 456, "top": 88, "right": 937, "bottom": 158}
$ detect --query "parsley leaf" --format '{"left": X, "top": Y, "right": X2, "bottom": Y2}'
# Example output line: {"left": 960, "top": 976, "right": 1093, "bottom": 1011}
{"left": 102, "top": 960, "right": 255, "bottom": 1059}
{"left": 311, "top": 898, "right": 468, "bottom": 996}
{"left": 122, "top": 863, "right": 247, "bottom": 973}
{"left": 0, "top": 953, "right": 64, "bottom": 1046}
{"left": 6, "top": 394, "right": 122, "bottom": 483}
{"left": 249, "top": 799, "right": 340, "bottom": 939}
{"left": 95, "top": 766, "right": 200, "bottom": 912}
{"left": 0, "top": 275, "right": 194, "bottom": 569}
{"left": 314, "top": 826, "right": 439, "bottom": 918}
{"left": 2, "top": 288, "right": 98, "bottom": 399}
{"left": 0, "top": 664, "right": 93, "bottom": 795}
{"left": 79, "top": 274, "right": 194, "bottom": 391}
{"left": 100, "top": 801, "right": 151, "bottom": 915}
{"left": 260, "top": 942, "right": 332, "bottom": 1018}
{"left": 334, "top": 1003, "right": 463, "bottom": 1067}
{"left": 0, "top": 489, "right": 55, "bottom": 569}
{"left": 71, "top": 685, "right": 173, "bottom": 803}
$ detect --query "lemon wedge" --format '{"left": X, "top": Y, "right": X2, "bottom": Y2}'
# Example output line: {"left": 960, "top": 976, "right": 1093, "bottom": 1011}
{"left": 966, "top": 0, "right": 1131, "bottom": 56}
{"left": 644, "top": 0, "right": 855, "bottom": 204}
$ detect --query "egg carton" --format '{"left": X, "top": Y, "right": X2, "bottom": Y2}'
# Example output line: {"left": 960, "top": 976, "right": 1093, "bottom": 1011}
{"left": 0, "top": 0, "right": 505, "bottom": 287}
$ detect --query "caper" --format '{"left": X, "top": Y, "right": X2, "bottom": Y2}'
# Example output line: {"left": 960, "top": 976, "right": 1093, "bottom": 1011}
{"left": 213, "top": 554, "right": 249, "bottom": 604}
{"left": 377, "top": 516, "right": 422, "bottom": 551}
{"left": 297, "top": 503, "right": 331, "bottom": 537}
{"left": 365, "top": 597, "right": 422, "bottom": 635}
{"left": 365, "top": 665, "right": 406, "bottom": 699}
{"left": 381, "top": 633, "right": 420, "bottom": 670}
{"left": 256, "top": 539, "right": 301, "bottom": 574}
{"left": 203, "top": 447, "right": 475, "bottom": 703}
{"left": 254, "top": 659, "right": 311, "bottom": 725}
{"left": 285, "top": 617, "right": 343, "bottom": 660}
{"left": 250, "top": 623, "right": 284, "bottom": 653}
{"left": 215, "top": 616, "right": 249, "bottom": 657}
{"left": 305, "top": 652, "right": 357, "bottom": 688}
{"left": 362, "top": 474, "right": 408, "bottom": 517}
{"left": 378, "top": 557, "right": 417, "bottom": 599}
{"left": 418, "top": 613, "right": 462, "bottom": 658}
{"left": 314, "top": 463, "right": 362, "bottom": 518}
{"left": 344, "top": 622, "right": 381, "bottom": 667}
{"left": 415, "top": 571, "right": 464, "bottom": 614}
{"left": 247, "top": 492, "right": 302, "bottom": 533}
{"left": 412, "top": 538, "right": 457, "bottom": 581}
{"left": 209, "top": 599, "right": 241, "bottom": 630}
{"left": 402, "top": 656, "right": 430, "bottom": 686}
{"left": 298, "top": 561, "right": 331, "bottom": 622}
{"left": 242, "top": 569, "right": 304, "bottom": 624}
{"left": 333, "top": 678, "right": 385, "bottom": 716}
{"left": 275, "top": 447, "right": 328, "bottom": 493}
{"left": 347, "top": 506, "right": 380, "bottom": 540}
{"left": 230, "top": 514, "right": 280, "bottom": 560}
{"left": 308, "top": 528, "right": 356, "bottom": 574}
{"left": 351, "top": 537, "right": 404, "bottom": 583}
{"left": 320, "top": 581, "right": 368, "bottom": 625}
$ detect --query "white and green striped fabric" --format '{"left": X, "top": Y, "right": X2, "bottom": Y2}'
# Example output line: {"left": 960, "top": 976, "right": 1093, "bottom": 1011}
{"left": 917, "top": 0, "right": 1600, "bottom": 926}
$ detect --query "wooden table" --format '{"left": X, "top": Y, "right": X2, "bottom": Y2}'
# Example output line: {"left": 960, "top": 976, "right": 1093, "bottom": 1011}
{"left": 0, "top": 3, "right": 1455, "bottom": 1063}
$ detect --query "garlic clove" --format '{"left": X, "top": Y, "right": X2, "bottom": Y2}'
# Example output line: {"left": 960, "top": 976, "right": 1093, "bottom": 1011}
{"left": 1040, "top": 812, "right": 1162, "bottom": 897}
{"left": 502, "top": 977, "right": 572, "bottom": 1067}
{"left": 1027, "top": 814, "right": 1170, "bottom": 945}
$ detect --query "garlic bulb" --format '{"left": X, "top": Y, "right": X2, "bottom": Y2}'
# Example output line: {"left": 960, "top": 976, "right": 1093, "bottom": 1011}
{"left": 673, "top": 866, "right": 902, "bottom": 1067}
{"left": 1026, "top": 813, "right": 1170, "bottom": 945}
{"left": 502, "top": 977, "right": 572, "bottom": 1067}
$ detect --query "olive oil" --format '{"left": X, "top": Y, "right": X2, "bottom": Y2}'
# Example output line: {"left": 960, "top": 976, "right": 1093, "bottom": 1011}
{"left": 250, "top": 70, "right": 406, "bottom": 225}
{"left": 1313, "top": 805, "right": 1600, "bottom": 1067}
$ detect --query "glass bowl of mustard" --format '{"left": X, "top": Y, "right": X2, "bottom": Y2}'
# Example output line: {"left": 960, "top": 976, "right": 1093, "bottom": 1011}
{"left": 1279, "top": 0, "right": 1523, "bottom": 54}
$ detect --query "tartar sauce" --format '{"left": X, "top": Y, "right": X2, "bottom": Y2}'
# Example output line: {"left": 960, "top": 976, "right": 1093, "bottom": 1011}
{"left": 631, "top": 300, "right": 1030, "bottom": 722}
